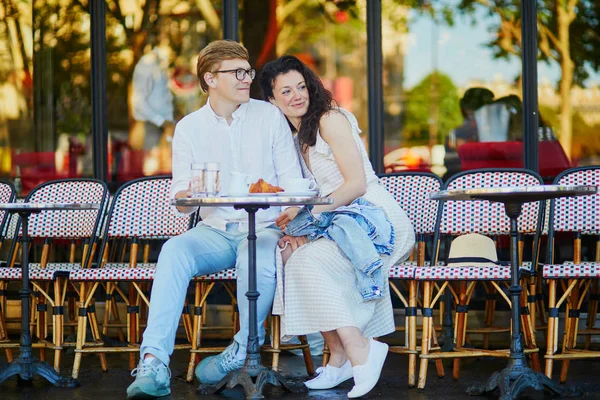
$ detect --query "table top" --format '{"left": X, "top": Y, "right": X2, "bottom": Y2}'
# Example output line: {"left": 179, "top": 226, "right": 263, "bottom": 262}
{"left": 172, "top": 195, "right": 333, "bottom": 208}
{"left": 0, "top": 203, "right": 101, "bottom": 212}
{"left": 430, "top": 185, "right": 597, "bottom": 203}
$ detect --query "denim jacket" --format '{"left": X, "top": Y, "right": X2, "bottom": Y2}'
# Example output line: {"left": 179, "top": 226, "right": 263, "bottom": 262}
{"left": 284, "top": 198, "right": 395, "bottom": 301}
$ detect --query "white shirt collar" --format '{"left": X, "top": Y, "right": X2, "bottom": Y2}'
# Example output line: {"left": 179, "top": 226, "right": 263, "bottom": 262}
{"left": 205, "top": 98, "right": 248, "bottom": 125}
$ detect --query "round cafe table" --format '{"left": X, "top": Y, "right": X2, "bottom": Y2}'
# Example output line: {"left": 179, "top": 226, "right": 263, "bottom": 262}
{"left": 430, "top": 185, "right": 596, "bottom": 399}
{"left": 0, "top": 202, "right": 100, "bottom": 387}
{"left": 173, "top": 194, "right": 332, "bottom": 399}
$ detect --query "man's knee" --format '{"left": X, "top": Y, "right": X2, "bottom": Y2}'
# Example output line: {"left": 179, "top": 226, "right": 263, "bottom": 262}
{"left": 156, "top": 235, "right": 195, "bottom": 275}
{"left": 158, "top": 236, "right": 187, "bottom": 262}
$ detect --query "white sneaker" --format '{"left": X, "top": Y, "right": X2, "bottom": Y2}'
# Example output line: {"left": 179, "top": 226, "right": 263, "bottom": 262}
{"left": 347, "top": 339, "right": 388, "bottom": 398}
{"left": 304, "top": 360, "right": 353, "bottom": 390}
{"left": 126, "top": 357, "right": 171, "bottom": 399}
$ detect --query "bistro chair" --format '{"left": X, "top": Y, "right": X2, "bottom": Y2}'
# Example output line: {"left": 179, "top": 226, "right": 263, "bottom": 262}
{"left": 543, "top": 166, "right": 600, "bottom": 382}
{"left": 0, "top": 179, "right": 108, "bottom": 372}
{"left": 68, "top": 176, "right": 193, "bottom": 378}
{"left": 378, "top": 172, "right": 445, "bottom": 387}
{"left": 416, "top": 169, "right": 543, "bottom": 389}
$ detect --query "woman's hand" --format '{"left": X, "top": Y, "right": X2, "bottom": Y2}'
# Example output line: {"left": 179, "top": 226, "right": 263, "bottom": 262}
{"left": 275, "top": 207, "right": 300, "bottom": 231}
{"left": 278, "top": 235, "right": 309, "bottom": 252}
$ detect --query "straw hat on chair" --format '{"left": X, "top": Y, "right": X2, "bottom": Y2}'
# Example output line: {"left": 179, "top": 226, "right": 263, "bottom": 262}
{"left": 446, "top": 233, "right": 503, "bottom": 268}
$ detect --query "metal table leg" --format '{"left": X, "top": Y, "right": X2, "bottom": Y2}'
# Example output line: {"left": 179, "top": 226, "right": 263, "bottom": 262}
{"left": 200, "top": 205, "right": 295, "bottom": 399}
{"left": 467, "top": 202, "right": 580, "bottom": 399}
{"left": 0, "top": 212, "right": 79, "bottom": 387}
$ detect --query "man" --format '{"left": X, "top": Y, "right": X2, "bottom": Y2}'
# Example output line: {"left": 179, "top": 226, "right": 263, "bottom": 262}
{"left": 126, "top": 40, "right": 302, "bottom": 399}
{"left": 131, "top": 35, "right": 175, "bottom": 175}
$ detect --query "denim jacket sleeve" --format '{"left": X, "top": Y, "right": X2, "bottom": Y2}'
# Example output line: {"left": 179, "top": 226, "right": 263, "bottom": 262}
{"left": 283, "top": 198, "right": 395, "bottom": 301}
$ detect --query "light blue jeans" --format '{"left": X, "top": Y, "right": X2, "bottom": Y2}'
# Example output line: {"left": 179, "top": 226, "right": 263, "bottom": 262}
{"left": 140, "top": 222, "right": 282, "bottom": 366}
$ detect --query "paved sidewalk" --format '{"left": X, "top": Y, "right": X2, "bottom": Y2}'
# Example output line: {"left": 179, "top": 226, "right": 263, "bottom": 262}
{"left": 1, "top": 345, "right": 599, "bottom": 399}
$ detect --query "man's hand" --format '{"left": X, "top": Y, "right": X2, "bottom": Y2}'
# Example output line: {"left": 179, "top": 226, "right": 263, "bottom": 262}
{"left": 275, "top": 207, "right": 300, "bottom": 231}
{"left": 175, "top": 182, "right": 192, "bottom": 199}
{"left": 278, "top": 235, "right": 309, "bottom": 252}
{"left": 175, "top": 183, "right": 194, "bottom": 213}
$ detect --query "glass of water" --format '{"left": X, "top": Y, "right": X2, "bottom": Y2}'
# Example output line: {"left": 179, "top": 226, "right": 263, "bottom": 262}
{"left": 204, "top": 162, "right": 221, "bottom": 196}
{"left": 190, "top": 163, "right": 205, "bottom": 197}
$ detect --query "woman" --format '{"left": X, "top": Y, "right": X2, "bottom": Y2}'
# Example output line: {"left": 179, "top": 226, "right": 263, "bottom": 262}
{"left": 259, "top": 55, "right": 415, "bottom": 398}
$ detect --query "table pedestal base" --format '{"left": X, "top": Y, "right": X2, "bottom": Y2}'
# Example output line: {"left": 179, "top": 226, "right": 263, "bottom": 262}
{"left": 0, "top": 351, "right": 79, "bottom": 387}
{"left": 466, "top": 363, "right": 581, "bottom": 399}
{"left": 199, "top": 357, "right": 294, "bottom": 400}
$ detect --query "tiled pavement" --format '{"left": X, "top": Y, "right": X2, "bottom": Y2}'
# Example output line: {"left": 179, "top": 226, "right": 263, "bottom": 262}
{"left": 1, "top": 343, "right": 599, "bottom": 399}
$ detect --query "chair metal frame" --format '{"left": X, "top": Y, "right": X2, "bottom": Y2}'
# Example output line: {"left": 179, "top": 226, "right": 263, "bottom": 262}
{"left": 416, "top": 168, "right": 544, "bottom": 389}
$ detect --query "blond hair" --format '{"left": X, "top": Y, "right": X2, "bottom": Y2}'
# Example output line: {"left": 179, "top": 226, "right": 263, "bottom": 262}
{"left": 196, "top": 40, "right": 249, "bottom": 92}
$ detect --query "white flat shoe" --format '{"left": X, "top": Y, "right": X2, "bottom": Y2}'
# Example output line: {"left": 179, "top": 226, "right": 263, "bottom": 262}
{"left": 304, "top": 360, "right": 353, "bottom": 390}
{"left": 347, "top": 339, "right": 388, "bottom": 398}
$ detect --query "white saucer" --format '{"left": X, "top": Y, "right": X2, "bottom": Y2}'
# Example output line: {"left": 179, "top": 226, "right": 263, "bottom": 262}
{"left": 277, "top": 190, "right": 318, "bottom": 197}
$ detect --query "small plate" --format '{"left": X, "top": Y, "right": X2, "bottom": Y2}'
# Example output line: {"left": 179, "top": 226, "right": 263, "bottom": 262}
{"left": 277, "top": 190, "right": 318, "bottom": 197}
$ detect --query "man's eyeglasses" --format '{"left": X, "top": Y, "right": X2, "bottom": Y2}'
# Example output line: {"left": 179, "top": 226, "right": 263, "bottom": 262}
{"left": 213, "top": 68, "right": 256, "bottom": 81}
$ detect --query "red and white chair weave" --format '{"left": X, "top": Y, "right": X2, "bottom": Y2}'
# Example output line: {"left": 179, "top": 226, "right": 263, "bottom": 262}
{"left": 541, "top": 167, "right": 600, "bottom": 382}
{"left": 378, "top": 172, "right": 443, "bottom": 387}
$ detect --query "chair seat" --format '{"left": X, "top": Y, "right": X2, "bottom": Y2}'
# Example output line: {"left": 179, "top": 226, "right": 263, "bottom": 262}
{"left": 414, "top": 265, "right": 512, "bottom": 281}
{"left": 543, "top": 262, "right": 600, "bottom": 279}
{"left": 68, "top": 266, "right": 238, "bottom": 282}
{"left": 30, "top": 263, "right": 84, "bottom": 272}
{"left": 69, "top": 267, "right": 155, "bottom": 281}
{"left": 0, "top": 266, "right": 78, "bottom": 281}
{"left": 102, "top": 263, "right": 156, "bottom": 269}
{"left": 389, "top": 264, "right": 417, "bottom": 279}
{"left": 193, "top": 267, "right": 237, "bottom": 281}
{"left": 520, "top": 261, "right": 533, "bottom": 273}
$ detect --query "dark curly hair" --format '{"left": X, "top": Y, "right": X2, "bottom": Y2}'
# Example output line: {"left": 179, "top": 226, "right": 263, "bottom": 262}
{"left": 259, "top": 55, "right": 336, "bottom": 151}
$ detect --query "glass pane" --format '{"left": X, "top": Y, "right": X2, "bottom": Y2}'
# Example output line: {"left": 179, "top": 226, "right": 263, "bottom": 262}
{"left": 107, "top": 0, "right": 222, "bottom": 187}
{"left": 384, "top": 1, "right": 600, "bottom": 181}
{"left": 239, "top": 0, "right": 368, "bottom": 143}
{"left": 1, "top": 0, "right": 33, "bottom": 196}
{"left": 0, "top": 0, "right": 93, "bottom": 197}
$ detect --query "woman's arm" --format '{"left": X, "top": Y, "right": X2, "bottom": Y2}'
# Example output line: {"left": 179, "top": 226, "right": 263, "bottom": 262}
{"left": 312, "top": 111, "right": 366, "bottom": 213}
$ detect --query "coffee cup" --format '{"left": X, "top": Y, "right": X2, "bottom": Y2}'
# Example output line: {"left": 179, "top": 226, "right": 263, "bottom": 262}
{"left": 280, "top": 178, "right": 317, "bottom": 193}
{"left": 228, "top": 172, "right": 251, "bottom": 196}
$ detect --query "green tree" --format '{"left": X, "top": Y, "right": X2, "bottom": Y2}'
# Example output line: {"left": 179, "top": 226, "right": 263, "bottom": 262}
{"left": 455, "top": 0, "right": 600, "bottom": 159}
{"left": 403, "top": 71, "right": 463, "bottom": 144}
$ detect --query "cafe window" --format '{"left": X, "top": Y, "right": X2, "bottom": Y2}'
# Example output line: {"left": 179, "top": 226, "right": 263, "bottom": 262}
{"left": 1, "top": 0, "right": 91, "bottom": 196}
{"left": 382, "top": 0, "right": 599, "bottom": 181}
{"left": 239, "top": 0, "right": 369, "bottom": 142}
{"left": 2, "top": 0, "right": 597, "bottom": 194}
{"left": 106, "top": 0, "right": 221, "bottom": 188}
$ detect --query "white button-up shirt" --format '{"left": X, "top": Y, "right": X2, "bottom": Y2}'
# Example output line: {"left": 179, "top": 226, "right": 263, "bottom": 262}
{"left": 170, "top": 98, "right": 302, "bottom": 231}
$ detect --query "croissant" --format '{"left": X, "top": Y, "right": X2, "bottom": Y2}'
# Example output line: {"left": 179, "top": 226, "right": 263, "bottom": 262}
{"left": 249, "top": 179, "right": 284, "bottom": 193}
